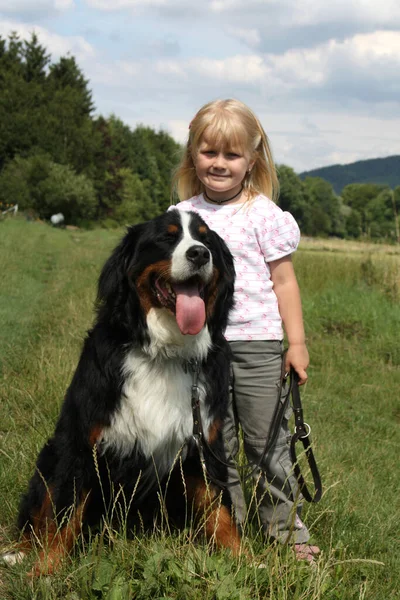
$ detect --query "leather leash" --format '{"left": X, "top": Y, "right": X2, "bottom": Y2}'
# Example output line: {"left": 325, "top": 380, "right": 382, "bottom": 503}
{"left": 188, "top": 359, "right": 322, "bottom": 502}
{"left": 289, "top": 368, "right": 322, "bottom": 503}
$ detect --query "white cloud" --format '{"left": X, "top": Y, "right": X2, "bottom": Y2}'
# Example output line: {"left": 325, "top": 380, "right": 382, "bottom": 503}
{"left": 209, "top": 0, "right": 273, "bottom": 12}
{"left": 226, "top": 26, "right": 261, "bottom": 48}
{"left": 256, "top": 109, "right": 400, "bottom": 172}
{"left": 167, "top": 119, "right": 190, "bottom": 143}
{"left": 291, "top": 0, "right": 400, "bottom": 27}
{"left": 89, "top": 61, "right": 141, "bottom": 86}
{"left": 0, "top": 20, "right": 95, "bottom": 62}
{"left": 0, "top": 0, "right": 74, "bottom": 14}
{"left": 108, "top": 30, "right": 400, "bottom": 96}
{"left": 349, "top": 30, "right": 400, "bottom": 59}
{"left": 85, "top": 0, "right": 168, "bottom": 9}
{"left": 154, "top": 60, "right": 187, "bottom": 78}
{"left": 189, "top": 55, "right": 267, "bottom": 83}
{"left": 83, "top": 0, "right": 400, "bottom": 28}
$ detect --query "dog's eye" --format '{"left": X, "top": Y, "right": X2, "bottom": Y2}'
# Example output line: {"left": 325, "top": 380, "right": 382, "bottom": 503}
{"left": 198, "top": 226, "right": 208, "bottom": 240}
{"left": 163, "top": 225, "right": 181, "bottom": 242}
{"left": 167, "top": 224, "right": 179, "bottom": 236}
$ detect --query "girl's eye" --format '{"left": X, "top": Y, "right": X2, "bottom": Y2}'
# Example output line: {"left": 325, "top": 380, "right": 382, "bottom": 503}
{"left": 227, "top": 152, "right": 240, "bottom": 158}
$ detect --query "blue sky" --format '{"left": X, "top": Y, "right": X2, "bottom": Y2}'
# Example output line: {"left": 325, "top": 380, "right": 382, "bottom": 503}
{"left": 1, "top": 0, "right": 399, "bottom": 172}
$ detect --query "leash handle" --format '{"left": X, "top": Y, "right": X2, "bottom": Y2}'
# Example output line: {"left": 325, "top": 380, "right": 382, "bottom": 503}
{"left": 289, "top": 368, "right": 322, "bottom": 503}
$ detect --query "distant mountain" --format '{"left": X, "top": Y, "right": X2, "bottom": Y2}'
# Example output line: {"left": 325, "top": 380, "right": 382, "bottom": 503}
{"left": 299, "top": 155, "right": 400, "bottom": 195}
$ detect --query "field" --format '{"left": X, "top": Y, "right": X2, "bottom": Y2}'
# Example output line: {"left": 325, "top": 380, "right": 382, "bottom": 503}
{"left": 0, "top": 218, "right": 399, "bottom": 599}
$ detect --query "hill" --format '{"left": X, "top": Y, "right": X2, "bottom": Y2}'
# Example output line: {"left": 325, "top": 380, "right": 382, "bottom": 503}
{"left": 299, "top": 155, "right": 400, "bottom": 194}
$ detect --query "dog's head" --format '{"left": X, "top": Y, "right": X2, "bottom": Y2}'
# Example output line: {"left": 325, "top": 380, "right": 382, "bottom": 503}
{"left": 97, "top": 210, "right": 235, "bottom": 351}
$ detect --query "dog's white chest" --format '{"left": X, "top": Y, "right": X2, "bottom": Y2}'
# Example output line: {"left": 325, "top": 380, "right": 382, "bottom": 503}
{"left": 100, "top": 350, "right": 211, "bottom": 468}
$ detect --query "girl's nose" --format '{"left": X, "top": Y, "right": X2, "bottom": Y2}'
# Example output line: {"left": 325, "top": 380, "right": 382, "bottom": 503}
{"left": 213, "top": 153, "right": 226, "bottom": 169}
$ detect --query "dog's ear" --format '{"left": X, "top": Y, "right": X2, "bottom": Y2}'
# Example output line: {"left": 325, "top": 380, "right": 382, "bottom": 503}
{"left": 97, "top": 224, "right": 145, "bottom": 302}
{"left": 96, "top": 224, "right": 146, "bottom": 333}
{"left": 207, "top": 230, "right": 236, "bottom": 336}
{"left": 97, "top": 244, "right": 126, "bottom": 306}
{"left": 209, "top": 231, "right": 235, "bottom": 282}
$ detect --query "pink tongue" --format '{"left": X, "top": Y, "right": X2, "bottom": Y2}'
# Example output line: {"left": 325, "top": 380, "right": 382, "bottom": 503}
{"left": 174, "top": 282, "right": 206, "bottom": 335}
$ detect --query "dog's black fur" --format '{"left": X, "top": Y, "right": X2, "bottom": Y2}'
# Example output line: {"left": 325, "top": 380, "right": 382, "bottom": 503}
{"left": 15, "top": 209, "right": 241, "bottom": 574}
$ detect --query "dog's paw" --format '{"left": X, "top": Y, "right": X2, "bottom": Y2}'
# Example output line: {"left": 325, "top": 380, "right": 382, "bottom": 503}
{"left": 1, "top": 551, "right": 26, "bottom": 567}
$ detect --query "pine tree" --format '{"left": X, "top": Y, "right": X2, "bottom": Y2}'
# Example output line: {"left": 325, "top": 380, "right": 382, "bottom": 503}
{"left": 48, "top": 55, "right": 94, "bottom": 116}
{"left": 23, "top": 33, "right": 50, "bottom": 82}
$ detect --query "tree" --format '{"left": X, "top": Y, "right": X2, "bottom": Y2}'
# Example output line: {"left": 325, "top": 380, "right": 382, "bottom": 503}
{"left": 341, "top": 183, "right": 387, "bottom": 235}
{"left": 112, "top": 169, "right": 154, "bottom": 224}
{"left": 90, "top": 117, "right": 180, "bottom": 221}
{"left": 391, "top": 187, "right": 400, "bottom": 243}
{"left": 0, "top": 31, "right": 183, "bottom": 225}
{"left": 303, "top": 176, "right": 345, "bottom": 237}
{"left": 128, "top": 125, "right": 181, "bottom": 212}
{"left": 91, "top": 117, "right": 125, "bottom": 220}
{"left": 0, "top": 33, "right": 36, "bottom": 168}
{"left": 48, "top": 55, "right": 94, "bottom": 117}
{"left": 277, "top": 165, "right": 308, "bottom": 226}
{"left": 0, "top": 154, "right": 97, "bottom": 222}
{"left": 23, "top": 32, "right": 50, "bottom": 83}
{"left": 0, "top": 33, "right": 96, "bottom": 174}
{"left": 37, "top": 162, "right": 97, "bottom": 222}
{"left": 345, "top": 209, "right": 362, "bottom": 238}
{"left": 364, "top": 188, "right": 400, "bottom": 240}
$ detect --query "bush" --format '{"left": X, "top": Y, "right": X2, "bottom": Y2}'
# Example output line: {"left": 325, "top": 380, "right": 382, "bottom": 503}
{"left": 0, "top": 154, "right": 97, "bottom": 223}
{"left": 37, "top": 162, "right": 97, "bottom": 222}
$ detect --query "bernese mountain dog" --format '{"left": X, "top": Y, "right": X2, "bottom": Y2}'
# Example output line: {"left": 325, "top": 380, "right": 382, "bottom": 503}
{"left": 6, "top": 209, "right": 241, "bottom": 575}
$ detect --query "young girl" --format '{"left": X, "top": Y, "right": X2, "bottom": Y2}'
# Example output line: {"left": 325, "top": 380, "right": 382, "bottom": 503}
{"left": 171, "top": 99, "right": 319, "bottom": 562}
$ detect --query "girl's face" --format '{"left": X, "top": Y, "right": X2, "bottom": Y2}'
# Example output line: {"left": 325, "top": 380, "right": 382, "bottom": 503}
{"left": 194, "top": 136, "right": 254, "bottom": 201}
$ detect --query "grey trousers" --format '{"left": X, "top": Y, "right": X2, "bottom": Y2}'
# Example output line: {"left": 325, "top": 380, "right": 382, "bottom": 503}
{"left": 224, "top": 340, "right": 310, "bottom": 544}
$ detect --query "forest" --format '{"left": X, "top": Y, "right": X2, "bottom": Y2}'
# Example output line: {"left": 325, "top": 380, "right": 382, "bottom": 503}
{"left": 1, "top": 32, "right": 399, "bottom": 242}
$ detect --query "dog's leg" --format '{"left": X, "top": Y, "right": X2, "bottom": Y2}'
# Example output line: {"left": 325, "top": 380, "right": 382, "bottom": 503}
{"left": 29, "top": 493, "right": 87, "bottom": 577}
{"left": 185, "top": 475, "right": 241, "bottom": 555}
{"left": 18, "top": 440, "right": 92, "bottom": 576}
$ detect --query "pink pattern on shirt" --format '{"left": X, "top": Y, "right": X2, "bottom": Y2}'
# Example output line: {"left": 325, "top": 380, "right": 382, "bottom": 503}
{"left": 169, "top": 194, "right": 300, "bottom": 341}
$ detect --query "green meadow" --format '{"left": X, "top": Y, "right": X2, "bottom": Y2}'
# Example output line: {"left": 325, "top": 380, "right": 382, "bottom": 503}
{"left": 0, "top": 218, "right": 399, "bottom": 599}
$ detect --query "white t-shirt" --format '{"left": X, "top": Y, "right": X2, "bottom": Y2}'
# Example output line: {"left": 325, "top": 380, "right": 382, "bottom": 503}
{"left": 171, "top": 194, "right": 300, "bottom": 341}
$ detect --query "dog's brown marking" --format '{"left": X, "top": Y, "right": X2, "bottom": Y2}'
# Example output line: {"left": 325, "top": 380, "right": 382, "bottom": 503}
{"left": 30, "top": 494, "right": 88, "bottom": 577}
{"left": 207, "top": 419, "right": 221, "bottom": 444}
{"left": 31, "top": 489, "right": 55, "bottom": 536}
{"left": 167, "top": 224, "right": 179, "bottom": 234}
{"left": 185, "top": 476, "right": 241, "bottom": 555}
{"left": 206, "top": 268, "right": 220, "bottom": 319}
{"left": 135, "top": 260, "right": 171, "bottom": 314}
{"left": 89, "top": 425, "right": 103, "bottom": 447}
{"left": 199, "top": 225, "right": 207, "bottom": 235}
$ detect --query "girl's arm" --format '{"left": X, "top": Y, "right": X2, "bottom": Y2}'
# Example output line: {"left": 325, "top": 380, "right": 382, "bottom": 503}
{"left": 269, "top": 255, "right": 309, "bottom": 385}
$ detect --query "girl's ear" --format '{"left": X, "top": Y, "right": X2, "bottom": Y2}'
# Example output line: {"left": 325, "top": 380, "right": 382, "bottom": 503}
{"left": 248, "top": 156, "right": 256, "bottom": 172}
{"left": 190, "top": 145, "right": 197, "bottom": 163}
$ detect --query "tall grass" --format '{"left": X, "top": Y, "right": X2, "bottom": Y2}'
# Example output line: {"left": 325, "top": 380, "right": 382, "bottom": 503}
{"left": 1, "top": 218, "right": 399, "bottom": 599}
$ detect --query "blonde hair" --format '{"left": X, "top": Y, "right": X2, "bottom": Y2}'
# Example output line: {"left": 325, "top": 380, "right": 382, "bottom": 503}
{"left": 172, "top": 99, "right": 279, "bottom": 203}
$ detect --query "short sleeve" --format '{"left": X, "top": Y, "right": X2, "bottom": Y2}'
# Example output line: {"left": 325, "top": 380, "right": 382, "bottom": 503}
{"left": 257, "top": 211, "right": 300, "bottom": 263}
{"left": 167, "top": 199, "right": 198, "bottom": 213}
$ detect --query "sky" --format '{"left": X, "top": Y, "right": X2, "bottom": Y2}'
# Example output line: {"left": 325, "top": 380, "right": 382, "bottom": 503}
{"left": 1, "top": 0, "right": 400, "bottom": 173}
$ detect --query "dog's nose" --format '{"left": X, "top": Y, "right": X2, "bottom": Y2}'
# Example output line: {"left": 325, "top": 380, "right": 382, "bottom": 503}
{"left": 186, "top": 245, "right": 210, "bottom": 268}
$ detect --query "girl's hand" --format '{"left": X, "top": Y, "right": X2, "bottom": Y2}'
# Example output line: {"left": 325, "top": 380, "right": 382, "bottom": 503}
{"left": 284, "top": 343, "right": 309, "bottom": 385}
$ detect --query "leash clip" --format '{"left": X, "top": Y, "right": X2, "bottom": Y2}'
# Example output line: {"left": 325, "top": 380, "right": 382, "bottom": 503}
{"left": 295, "top": 421, "right": 311, "bottom": 439}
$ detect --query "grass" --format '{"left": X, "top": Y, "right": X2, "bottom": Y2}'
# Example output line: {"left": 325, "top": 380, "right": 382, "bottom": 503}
{"left": 1, "top": 217, "right": 399, "bottom": 599}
